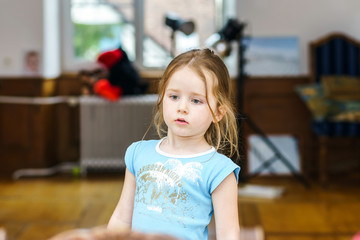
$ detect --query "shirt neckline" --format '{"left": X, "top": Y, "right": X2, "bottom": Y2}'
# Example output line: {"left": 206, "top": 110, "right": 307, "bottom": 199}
{"left": 156, "top": 138, "right": 215, "bottom": 158}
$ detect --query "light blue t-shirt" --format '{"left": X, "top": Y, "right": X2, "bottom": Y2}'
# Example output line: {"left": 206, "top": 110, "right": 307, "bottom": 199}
{"left": 125, "top": 139, "right": 240, "bottom": 240}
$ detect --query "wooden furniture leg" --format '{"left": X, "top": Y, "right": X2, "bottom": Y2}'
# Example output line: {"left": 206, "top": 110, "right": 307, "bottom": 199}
{"left": 318, "top": 136, "right": 328, "bottom": 186}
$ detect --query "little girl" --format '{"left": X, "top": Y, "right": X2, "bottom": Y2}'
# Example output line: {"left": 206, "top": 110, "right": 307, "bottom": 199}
{"left": 108, "top": 48, "right": 241, "bottom": 240}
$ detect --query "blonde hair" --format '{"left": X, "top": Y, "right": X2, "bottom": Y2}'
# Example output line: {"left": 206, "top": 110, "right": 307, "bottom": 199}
{"left": 153, "top": 48, "right": 239, "bottom": 161}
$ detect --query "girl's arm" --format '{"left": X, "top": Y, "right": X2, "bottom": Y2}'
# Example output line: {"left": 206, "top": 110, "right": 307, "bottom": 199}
{"left": 212, "top": 173, "right": 240, "bottom": 240}
{"left": 107, "top": 168, "right": 136, "bottom": 230}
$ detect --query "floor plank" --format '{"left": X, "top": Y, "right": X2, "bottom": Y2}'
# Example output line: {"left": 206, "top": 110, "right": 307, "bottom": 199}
{"left": 0, "top": 174, "right": 359, "bottom": 240}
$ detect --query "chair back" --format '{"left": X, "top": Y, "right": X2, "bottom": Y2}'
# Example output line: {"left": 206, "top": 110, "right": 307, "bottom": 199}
{"left": 310, "top": 32, "right": 360, "bottom": 83}
{"left": 309, "top": 33, "right": 360, "bottom": 136}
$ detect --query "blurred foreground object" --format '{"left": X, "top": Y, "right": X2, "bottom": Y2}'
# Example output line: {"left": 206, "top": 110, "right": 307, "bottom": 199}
{"left": 48, "top": 225, "right": 264, "bottom": 240}
{"left": 240, "top": 226, "right": 265, "bottom": 240}
{"left": 353, "top": 232, "right": 360, "bottom": 240}
{"left": 0, "top": 227, "right": 6, "bottom": 240}
{"left": 48, "top": 226, "right": 178, "bottom": 240}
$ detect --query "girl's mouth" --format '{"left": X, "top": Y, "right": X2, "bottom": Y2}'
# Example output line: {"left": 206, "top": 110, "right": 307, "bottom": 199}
{"left": 175, "top": 118, "right": 188, "bottom": 125}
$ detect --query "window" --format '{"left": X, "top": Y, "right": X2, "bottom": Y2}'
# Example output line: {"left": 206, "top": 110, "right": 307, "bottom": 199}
{"left": 142, "top": 0, "right": 217, "bottom": 67}
{"left": 62, "top": 0, "right": 235, "bottom": 72}
{"left": 71, "top": 0, "right": 126, "bottom": 61}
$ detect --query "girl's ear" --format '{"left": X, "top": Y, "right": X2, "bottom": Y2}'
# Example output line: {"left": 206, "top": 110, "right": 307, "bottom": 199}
{"left": 213, "top": 105, "right": 226, "bottom": 123}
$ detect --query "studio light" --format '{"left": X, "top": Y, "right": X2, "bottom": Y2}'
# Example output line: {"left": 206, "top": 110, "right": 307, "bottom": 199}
{"left": 165, "top": 12, "right": 195, "bottom": 36}
{"left": 205, "top": 18, "right": 245, "bottom": 57}
{"left": 164, "top": 12, "right": 195, "bottom": 57}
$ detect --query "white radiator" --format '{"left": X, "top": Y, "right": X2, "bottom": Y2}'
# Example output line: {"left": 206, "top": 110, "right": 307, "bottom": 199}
{"left": 80, "top": 95, "right": 158, "bottom": 174}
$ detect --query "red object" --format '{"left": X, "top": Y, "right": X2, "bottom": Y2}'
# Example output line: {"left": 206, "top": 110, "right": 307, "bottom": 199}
{"left": 94, "top": 79, "right": 123, "bottom": 101}
{"left": 353, "top": 232, "right": 360, "bottom": 240}
{"left": 97, "top": 49, "right": 123, "bottom": 69}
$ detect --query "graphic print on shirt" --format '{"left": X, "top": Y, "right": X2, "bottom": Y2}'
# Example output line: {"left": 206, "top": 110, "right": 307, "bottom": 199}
{"left": 135, "top": 158, "right": 203, "bottom": 226}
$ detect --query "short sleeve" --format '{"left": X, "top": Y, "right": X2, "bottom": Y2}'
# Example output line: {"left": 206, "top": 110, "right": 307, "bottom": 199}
{"left": 208, "top": 156, "right": 240, "bottom": 194}
{"left": 124, "top": 141, "right": 140, "bottom": 175}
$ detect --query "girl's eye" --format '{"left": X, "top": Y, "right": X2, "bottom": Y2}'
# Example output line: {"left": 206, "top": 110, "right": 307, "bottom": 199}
{"left": 170, "top": 95, "right": 179, "bottom": 100}
{"left": 192, "top": 99, "right": 202, "bottom": 104}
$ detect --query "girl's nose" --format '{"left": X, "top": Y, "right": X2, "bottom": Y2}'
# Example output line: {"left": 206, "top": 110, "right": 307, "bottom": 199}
{"left": 177, "top": 100, "right": 188, "bottom": 114}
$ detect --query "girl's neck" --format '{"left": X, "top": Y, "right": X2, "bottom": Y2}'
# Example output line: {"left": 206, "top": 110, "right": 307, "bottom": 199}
{"left": 159, "top": 135, "right": 212, "bottom": 155}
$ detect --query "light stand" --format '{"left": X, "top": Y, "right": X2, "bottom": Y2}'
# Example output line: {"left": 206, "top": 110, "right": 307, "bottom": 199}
{"left": 208, "top": 19, "right": 310, "bottom": 188}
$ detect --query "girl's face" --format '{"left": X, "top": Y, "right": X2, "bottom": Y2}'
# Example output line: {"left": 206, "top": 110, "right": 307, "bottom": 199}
{"left": 162, "top": 66, "right": 220, "bottom": 141}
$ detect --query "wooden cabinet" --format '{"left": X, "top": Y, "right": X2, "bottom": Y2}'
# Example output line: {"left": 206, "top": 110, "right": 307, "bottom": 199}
{"left": 0, "top": 104, "right": 57, "bottom": 174}
{"left": 0, "top": 77, "right": 79, "bottom": 177}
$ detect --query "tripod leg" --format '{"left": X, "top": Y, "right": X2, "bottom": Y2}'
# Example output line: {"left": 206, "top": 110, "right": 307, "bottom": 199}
{"left": 248, "top": 155, "right": 278, "bottom": 178}
{"left": 244, "top": 114, "right": 310, "bottom": 188}
{"left": 251, "top": 146, "right": 278, "bottom": 173}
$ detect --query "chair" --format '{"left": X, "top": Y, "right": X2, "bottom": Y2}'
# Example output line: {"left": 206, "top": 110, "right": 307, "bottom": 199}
{"left": 308, "top": 32, "right": 360, "bottom": 186}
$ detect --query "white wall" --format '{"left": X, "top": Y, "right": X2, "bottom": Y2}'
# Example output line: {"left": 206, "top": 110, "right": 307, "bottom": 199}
{"left": 1, "top": 1, "right": 360, "bottom": 77}
{"left": 238, "top": 0, "right": 360, "bottom": 74}
{"left": 0, "top": 0, "right": 43, "bottom": 76}
{"left": 0, "top": 0, "right": 60, "bottom": 78}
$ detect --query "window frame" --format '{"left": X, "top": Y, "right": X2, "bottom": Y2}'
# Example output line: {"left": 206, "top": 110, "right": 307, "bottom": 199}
{"left": 61, "top": 0, "right": 236, "bottom": 73}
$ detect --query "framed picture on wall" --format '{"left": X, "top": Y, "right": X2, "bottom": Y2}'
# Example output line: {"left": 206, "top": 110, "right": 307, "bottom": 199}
{"left": 242, "top": 37, "right": 300, "bottom": 76}
{"left": 22, "top": 50, "right": 41, "bottom": 76}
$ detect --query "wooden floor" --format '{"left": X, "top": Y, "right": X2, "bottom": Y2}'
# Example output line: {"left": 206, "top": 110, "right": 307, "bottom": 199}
{"left": 0, "top": 172, "right": 359, "bottom": 240}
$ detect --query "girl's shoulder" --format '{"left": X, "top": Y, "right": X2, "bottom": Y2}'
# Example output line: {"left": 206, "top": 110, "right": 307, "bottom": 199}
{"left": 128, "top": 139, "right": 161, "bottom": 152}
{"left": 212, "top": 151, "right": 234, "bottom": 162}
{"left": 207, "top": 151, "right": 240, "bottom": 172}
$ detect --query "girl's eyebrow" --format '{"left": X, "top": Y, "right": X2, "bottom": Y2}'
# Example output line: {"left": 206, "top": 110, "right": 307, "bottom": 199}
{"left": 166, "top": 88, "right": 206, "bottom": 97}
{"left": 165, "top": 88, "right": 179, "bottom": 92}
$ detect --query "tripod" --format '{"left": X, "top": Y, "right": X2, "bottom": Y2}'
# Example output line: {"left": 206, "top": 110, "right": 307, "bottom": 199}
{"left": 236, "top": 33, "right": 310, "bottom": 188}
{"left": 238, "top": 114, "right": 310, "bottom": 188}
